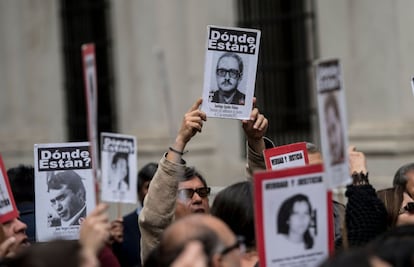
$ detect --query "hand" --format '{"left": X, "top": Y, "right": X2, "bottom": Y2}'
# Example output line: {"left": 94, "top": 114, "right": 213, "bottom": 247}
{"left": 171, "top": 241, "right": 207, "bottom": 267}
{"left": 170, "top": 98, "right": 206, "bottom": 159}
{"left": 79, "top": 203, "right": 110, "bottom": 256}
{"left": 109, "top": 218, "right": 123, "bottom": 244}
{"left": 348, "top": 145, "right": 368, "bottom": 175}
{"left": 242, "top": 97, "right": 268, "bottom": 153}
{"left": 0, "top": 236, "right": 16, "bottom": 259}
{"left": 242, "top": 98, "right": 268, "bottom": 140}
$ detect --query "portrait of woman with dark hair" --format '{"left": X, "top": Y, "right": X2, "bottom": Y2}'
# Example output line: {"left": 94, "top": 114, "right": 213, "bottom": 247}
{"left": 324, "top": 92, "right": 345, "bottom": 166}
{"left": 109, "top": 152, "right": 129, "bottom": 191}
{"left": 277, "top": 193, "right": 315, "bottom": 250}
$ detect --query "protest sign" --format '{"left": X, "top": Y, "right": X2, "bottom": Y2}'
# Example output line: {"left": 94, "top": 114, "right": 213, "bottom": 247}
{"left": 100, "top": 132, "right": 137, "bottom": 203}
{"left": 34, "top": 142, "right": 96, "bottom": 242}
{"left": 263, "top": 142, "right": 309, "bottom": 170}
{"left": 201, "top": 25, "right": 261, "bottom": 120}
{"left": 315, "top": 59, "right": 351, "bottom": 188}
{"left": 0, "top": 155, "right": 19, "bottom": 224}
{"left": 254, "top": 164, "right": 333, "bottom": 267}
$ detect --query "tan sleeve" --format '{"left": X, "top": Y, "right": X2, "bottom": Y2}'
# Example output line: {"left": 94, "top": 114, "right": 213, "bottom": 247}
{"left": 246, "top": 137, "right": 274, "bottom": 182}
{"left": 138, "top": 154, "right": 185, "bottom": 263}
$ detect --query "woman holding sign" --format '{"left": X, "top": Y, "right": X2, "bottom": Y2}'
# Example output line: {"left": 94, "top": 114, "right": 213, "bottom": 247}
{"left": 277, "top": 194, "right": 314, "bottom": 250}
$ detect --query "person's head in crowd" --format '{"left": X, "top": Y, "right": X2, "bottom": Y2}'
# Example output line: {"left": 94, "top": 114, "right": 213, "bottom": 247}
{"left": 110, "top": 152, "right": 129, "bottom": 191}
{"left": 324, "top": 92, "right": 344, "bottom": 166}
{"left": 47, "top": 170, "right": 86, "bottom": 224}
{"left": 7, "top": 165, "right": 35, "bottom": 243}
{"left": 318, "top": 247, "right": 389, "bottom": 267}
{"left": 153, "top": 214, "right": 242, "bottom": 267}
{"left": 175, "top": 167, "right": 210, "bottom": 219}
{"left": 211, "top": 181, "right": 255, "bottom": 252}
{"left": 393, "top": 162, "right": 414, "bottom": 197}
{"left": 216, "top": 52, "right": 243, "bottom": 94}
{"left": 277, "top": 193, "right": 314, "bottom": 249}
{"left": 366, "top": 224, "right": 414, "bottom": 267}
{"left": 376, "top": 185, "right": 414, "bottom": 228}
{"left": 306, "top": 142, "right": 323, "bottom": 165}
{"left": 7, "top": 165, "right": 35, "bottom": 205}
{"left": 0, "top": 240, "right": 82, "bottom": 267}
{"left": 137, "top": 162, "right": 158, "bottom": 205}
{"left": 0, "top": 217, "right": 30, "bottom": 257}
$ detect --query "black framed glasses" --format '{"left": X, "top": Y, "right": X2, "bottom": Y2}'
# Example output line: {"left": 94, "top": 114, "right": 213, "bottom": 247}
{"left": 220, "top": 236, "right": 246, "bottom": 257}
{"left": 399, "top": 202, "right": 414, "bottom": 214}
{"left": 177, "top": 187, "right": 211, "bottom": 199}
{"left": 216, "top": 68, "right": 241, "bottom": 79}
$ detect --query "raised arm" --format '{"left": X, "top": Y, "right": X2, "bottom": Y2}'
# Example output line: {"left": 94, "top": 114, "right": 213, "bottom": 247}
{"left": 139, "top": 98, "right": 206, "bottom": 262}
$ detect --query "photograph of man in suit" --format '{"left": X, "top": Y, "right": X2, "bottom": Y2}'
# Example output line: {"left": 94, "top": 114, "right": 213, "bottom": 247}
{"left": 47, "top": 170, "right": 86, "bottom": 227}
{"left": 209, "top": 52, "right": 246, "bottom": 105}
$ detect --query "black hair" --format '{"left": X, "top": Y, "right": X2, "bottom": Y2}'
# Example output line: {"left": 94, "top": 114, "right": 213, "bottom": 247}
{"left": 111, "top": 152, "right": 129, "bottom": 188}
{"left": 178, "top": 167, "right": 207, "bottom": 187}
{"left": 47, "top": 170, "right": 86, "bottom": 200}
{"left": 137, "top": 162, "right": 158, "bottom": 194}
{"left": 7, "top": 165, "right": 35, "bottom": 203}
{"left": 367, "top": 224, "right": 414, "bottom": 267}
{"left": 211, "top": 181, "right": 255, "bottom": 250}
{"left": 277, "top": 193, "right": 314, "bottom": 249}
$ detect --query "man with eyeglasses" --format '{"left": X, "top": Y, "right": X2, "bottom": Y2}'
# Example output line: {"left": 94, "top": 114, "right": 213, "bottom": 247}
{"left": 138, "top": 97, "right": 268, "bottom": 264}
{"left": 209, "top": 52, "right": 246, "bottom": 105}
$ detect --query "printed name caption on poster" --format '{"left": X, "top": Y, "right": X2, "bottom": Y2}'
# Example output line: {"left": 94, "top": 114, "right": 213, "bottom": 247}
{"left": 208, "top": 27, "right": 258, "bottom": 54}
{"left": 38, "top": 147, "right": 91, "bottom": 170}
{"left": 102, "top": 137, "right": 135, "bottom": 153}
{"left": 271, "top": 152, "right": 304, "bottom": 166}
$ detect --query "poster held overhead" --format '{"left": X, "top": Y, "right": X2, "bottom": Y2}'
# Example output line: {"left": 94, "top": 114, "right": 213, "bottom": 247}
{"left": 315, "top": 59, "right": 351, "bottom": 188}
{"left": 201, "top": 25, "right": 261, "bottom": 120}
{"left": 254, "top": 164, "right": 333, "bottom": 267}
{"left": 263, "top": 142, "right": 309, "bottom": 170}
{"left": 34, "top": 142, "right": 96, "bottom": 242}
{"left": 100, "top": 132, "right": 137, "bottom": 204}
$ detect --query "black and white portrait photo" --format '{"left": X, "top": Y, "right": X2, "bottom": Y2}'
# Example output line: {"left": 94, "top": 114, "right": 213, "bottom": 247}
{"left": 323, "top": 92, "right": 345, "bottom": 166}
{"left": 209, "top": 52, "right": 246, "bottom": 106}
{"left": 276, "top": 193, "right": 316, "bottom": 250}
{"left": 47, "top": 170, "right": 87, "bottom": 227}
{"left": 108, "top": 152, "right": 130, "bottom": 191}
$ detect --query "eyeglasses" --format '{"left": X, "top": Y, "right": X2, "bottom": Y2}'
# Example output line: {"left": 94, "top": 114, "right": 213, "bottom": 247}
{"left": 399, "top": 202, "right": 414, "bottom": 214}
{"left": 220, "top": 236, "right": 246, "bottom": 257}
{"left": 177, "top": 187, "right": 211, "bottom": 199}
{"left": 216, "top": 68, "right": 241, "bottom": 79}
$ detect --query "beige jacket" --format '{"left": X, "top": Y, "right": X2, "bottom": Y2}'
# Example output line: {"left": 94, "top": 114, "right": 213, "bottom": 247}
{"left": 138, "top": 140, "right": 270, "bottom": 262}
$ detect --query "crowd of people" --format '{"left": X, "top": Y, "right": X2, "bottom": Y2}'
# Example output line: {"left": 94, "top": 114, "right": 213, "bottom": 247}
{"left": 1, "top": 96, "right": 414, "bottom": 267}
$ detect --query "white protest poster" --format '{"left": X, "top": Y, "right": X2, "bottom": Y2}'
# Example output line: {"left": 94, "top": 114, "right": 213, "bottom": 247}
{"left": 100, "top": 132, "right": 137, "bottom": 203}
{"left": 0, "top": 155, "right": 19, "bottom": 224}
{"left": 201, "top": 25, "right": 261, "bottom": 120}
{"left": 34, "top": 142, "right": 96, "bottom": 242}
{"left": 81, "top": 44, "right": 99, "bottom": 180}
{"left": 263, "top": 142, "right": 309, "bottom": 171}
{"left": 315, "top": 59, "right": 351, "bottom": 188}
{"left": 254, "top": 165, "right": 333, "bottom": 267}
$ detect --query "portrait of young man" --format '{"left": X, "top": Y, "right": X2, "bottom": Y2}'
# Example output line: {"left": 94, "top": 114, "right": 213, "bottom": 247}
{"left": 47, "top": 170, "right": 87, "bottom": 227}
